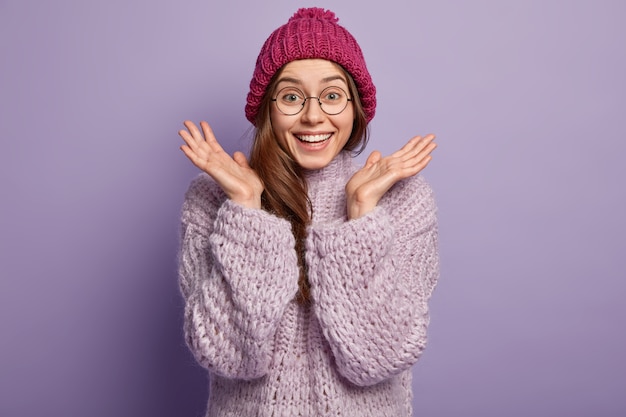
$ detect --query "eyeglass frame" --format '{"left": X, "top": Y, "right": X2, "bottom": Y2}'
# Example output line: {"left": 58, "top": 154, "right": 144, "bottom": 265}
{"left": 270, "top": 85, "right": 353, "bottom": 116}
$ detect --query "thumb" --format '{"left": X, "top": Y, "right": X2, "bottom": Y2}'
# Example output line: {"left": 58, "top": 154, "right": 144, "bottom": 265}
{"left": 365, "top": 150, "right": 382, "bottom": 167}
{"left": 233, "top": 151, "right": 250, "bottom": 168}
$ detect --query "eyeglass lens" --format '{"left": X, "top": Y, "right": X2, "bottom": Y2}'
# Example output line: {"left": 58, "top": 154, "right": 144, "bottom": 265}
{"left": 273, "top": 86, "right": 350, "bottom": 116}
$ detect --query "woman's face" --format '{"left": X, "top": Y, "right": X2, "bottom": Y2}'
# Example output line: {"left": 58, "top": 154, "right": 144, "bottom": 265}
{"left": 270, "top": 59, "right": 355, "bottom": 170}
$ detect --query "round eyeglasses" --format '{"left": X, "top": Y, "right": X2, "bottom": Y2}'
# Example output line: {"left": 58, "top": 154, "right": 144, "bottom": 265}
{"left": 271, "top": 86, "right": 352, "bottom": 116}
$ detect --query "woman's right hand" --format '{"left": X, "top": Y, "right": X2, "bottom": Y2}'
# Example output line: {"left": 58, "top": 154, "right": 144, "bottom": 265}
{"left": 179, "top": 120, "right": 263, "bottom": 209}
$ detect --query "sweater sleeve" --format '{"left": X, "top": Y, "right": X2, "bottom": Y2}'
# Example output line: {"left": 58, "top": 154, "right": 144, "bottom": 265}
{"left": 305, "top": 175, "right": 439, "bottom": 387}
{"left": 178, "top": 174, "right": 299, "bottom": 380}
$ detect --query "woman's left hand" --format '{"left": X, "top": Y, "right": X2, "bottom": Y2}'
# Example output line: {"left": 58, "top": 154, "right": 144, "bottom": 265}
{"left": 345, "top": 134, "right": 437, "bottom": 219}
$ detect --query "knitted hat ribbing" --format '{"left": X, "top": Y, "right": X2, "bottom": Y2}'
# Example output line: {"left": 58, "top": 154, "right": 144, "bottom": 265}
{"left": 245, "top": 7, "right": 376, "bottom": 125}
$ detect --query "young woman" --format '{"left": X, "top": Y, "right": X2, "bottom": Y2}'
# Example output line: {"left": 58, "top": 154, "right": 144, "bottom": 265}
{"left": 178, "top": 7, "right": 439, "bottom": 416}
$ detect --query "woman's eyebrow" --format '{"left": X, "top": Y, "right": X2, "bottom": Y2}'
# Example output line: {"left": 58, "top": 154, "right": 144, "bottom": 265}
{"left": 321, "top": 75, "right": 348, "bottom": 85}
{"left": 276, "top": 77, "right": 302, "bottom": 86}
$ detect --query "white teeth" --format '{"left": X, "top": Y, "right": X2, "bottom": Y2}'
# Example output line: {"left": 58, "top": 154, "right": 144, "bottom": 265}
{"left": 296, "top": 134, "right": 332, "bottom": 143}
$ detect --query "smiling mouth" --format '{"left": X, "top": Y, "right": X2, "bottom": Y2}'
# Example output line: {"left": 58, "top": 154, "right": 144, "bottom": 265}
{"left": 295, "top": 133, "right": 332, "bottom": 143}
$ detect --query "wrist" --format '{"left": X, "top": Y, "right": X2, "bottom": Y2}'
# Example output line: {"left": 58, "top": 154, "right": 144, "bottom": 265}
{"left": 347, "top": 200, "right": 376, "bottom": 220}
{"left": 231, "top": 195, "right": 262, "bottom": 210}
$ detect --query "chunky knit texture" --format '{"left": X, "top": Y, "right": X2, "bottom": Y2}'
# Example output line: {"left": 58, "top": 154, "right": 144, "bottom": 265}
{"left": 179, "top": 152, "right": 439, "bottom": 417}
{"left": 245, "top": 7, "right": 376, "bottom": 125}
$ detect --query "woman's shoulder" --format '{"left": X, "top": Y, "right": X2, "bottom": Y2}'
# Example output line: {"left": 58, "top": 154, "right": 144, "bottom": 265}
{"left": 181, "top": 173, "right": 227, "bottom": 224}
{"left": 384, "top": 174, "right": 435, "bottom": 206}
{"left": 184, "top": 173, "right": 226, "bottom": 202}
{"left": 380, "top": 174, "right": 437, "bottom": 227}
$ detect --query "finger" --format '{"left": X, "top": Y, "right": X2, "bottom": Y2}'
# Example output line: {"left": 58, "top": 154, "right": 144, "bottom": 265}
{"left": 407, "top": 134, "right": 436, "bottom": 152}
{"left": 389, "top": 136, "right": 422, "bottom": 159}
{"left": 178, "top": 128, "right": 201, "bottom": 153}
{"left": 415, "top": 154, "right": 433, "bottom": 171}
{"left": 179, "top": 127, "right": 212, "bottom": 159}
{"left": 384, "top": 140, "right": 436, "bottom": 178}
{"left": 199, "top": 121, "right": 217, "bottom": 145}
{"left": 183, "top": 120, "right": 205, "bottom": 143}
{"left": 396, "top": 134, "right": 436, "bottom": 162}
{"left": 403, "top": 145, "right": 436, "bottom": 175}
{"left": 180, "top": 144, "right": 206, "bottom": 168}
{"left": 418, "top": 134, "right": 436, "bottom": 150}
{"left": 416, "top": 141, "right": 437, "bottom": 161}
{"left": 402, "top": 142, "right": 436, "bottom": 168}
{"left": 201, "top": 121, "right": 229, "bottom": 154}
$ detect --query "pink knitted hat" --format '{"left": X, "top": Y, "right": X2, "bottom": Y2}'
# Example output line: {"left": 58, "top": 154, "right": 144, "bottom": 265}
{"left": 245, "top": 7, "right": 376, "bottom": 125}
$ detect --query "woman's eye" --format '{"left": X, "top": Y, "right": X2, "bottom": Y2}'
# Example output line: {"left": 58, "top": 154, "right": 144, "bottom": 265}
{"left": 282, "top": 92, "right": 302, "bottom": 103}
{"left": 324, "top": 91, "right": 341, "bottom": 101}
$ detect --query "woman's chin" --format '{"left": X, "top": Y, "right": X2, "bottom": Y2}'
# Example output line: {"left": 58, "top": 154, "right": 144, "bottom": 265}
{"left": 294, "top": 153, "right": 336, "bottom": 170}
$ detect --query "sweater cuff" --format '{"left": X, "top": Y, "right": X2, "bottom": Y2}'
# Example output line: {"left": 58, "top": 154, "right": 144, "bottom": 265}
{"left": 208, "top": 199, "right": 299, "bottom": 310}
{"left": 308, "top": 207, "right": 393, "bottom": 256}
{"left": 306, "top": 208, "right": 394, "bottom": 287}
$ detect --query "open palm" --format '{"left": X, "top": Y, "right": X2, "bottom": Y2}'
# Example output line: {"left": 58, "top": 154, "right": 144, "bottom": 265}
{"left": 179, "top": 120, "right": 263, "bottom": 209}
{"left": 346, "top": 134, "right": 436, "bottom": 219}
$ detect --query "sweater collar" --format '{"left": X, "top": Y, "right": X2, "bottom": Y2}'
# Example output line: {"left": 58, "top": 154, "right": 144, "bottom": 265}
{"left": 303, "top": 151, "right": 353, "bottom": 186}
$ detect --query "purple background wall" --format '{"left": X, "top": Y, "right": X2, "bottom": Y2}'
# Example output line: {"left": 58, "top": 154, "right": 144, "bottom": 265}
{"left": 1, "top": 0, "right": 624, "bottom": 416}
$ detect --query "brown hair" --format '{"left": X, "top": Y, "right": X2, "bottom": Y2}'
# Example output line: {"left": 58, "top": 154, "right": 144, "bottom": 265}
{"left": 248, "top": 64, "right": 369, "bottom": 303}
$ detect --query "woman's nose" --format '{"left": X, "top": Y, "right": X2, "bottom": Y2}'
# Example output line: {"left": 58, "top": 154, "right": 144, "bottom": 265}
{"left": 300, "top": 97, "right": 325, "bottom": 123}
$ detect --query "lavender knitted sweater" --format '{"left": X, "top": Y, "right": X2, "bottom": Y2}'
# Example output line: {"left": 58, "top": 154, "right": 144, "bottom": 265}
{"left": 178, "top": 151, "right": 439, "bottom": 417}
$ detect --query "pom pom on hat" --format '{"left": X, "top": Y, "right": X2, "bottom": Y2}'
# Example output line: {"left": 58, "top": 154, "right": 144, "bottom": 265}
{"left": 290, "top": 7, "right": 339, "bottom": 22}
{"left": 245, "top": 7, "right": 376, "bottom": 125}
